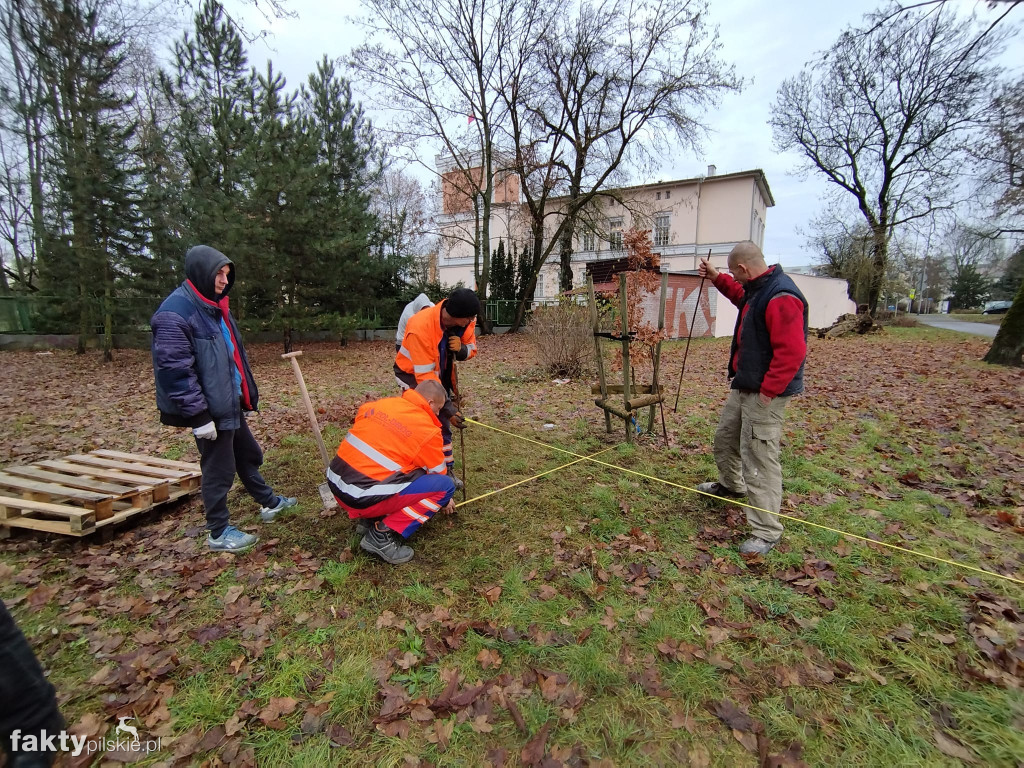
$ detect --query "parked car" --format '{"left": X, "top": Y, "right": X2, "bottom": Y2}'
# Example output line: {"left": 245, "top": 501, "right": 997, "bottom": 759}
{"left": 983, "top": 300, "right": 1012, "bottom": 314}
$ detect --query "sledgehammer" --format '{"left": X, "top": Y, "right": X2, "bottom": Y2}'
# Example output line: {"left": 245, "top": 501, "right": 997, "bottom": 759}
{"left": 282, "top": 351, "right": 337, "bottom": 509}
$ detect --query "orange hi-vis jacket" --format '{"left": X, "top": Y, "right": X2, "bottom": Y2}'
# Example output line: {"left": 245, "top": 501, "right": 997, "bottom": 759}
{"left": 394, "top": 300, "right": 477, "bottom": 387}
{"left": 326, "top": 389, "right": 446, "bottom": 509}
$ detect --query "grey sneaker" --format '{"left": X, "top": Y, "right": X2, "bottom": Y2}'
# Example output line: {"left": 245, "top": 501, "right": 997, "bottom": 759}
{"left": 360, "top": 522, "right": 414, "bottom": 564}
{"left": 695, "top": 481, "right": 746, "bottom": 499}
{"left": 739, "top": 536, "right": 778, "bottom": 555}
{"left": 208, "top": 525, "right": 259, "bottom": 552}
{"left": 447, "top": 468, "right": 464, "bottom": 493}
{"left": 260, "top": 495, "right": 298, "bottom": 522}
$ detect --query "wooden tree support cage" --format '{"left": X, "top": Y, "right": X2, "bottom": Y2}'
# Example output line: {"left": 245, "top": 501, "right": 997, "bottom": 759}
{"left": 588, "top": 273, "right": 669, "bottom": 443}
{"left": 0, "top": 450, "right": 201, "bottom": 538}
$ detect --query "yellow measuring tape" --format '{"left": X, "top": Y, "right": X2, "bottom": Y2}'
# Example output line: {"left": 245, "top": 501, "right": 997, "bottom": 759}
{"left": 455, "top": 447, "right": 614, "bottom": 509}
{"left": 465, "top": 418, "right": 1023, "bottom": 587}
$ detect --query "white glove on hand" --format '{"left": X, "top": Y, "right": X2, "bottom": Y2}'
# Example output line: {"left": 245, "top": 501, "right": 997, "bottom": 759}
{"left": 193, "top": 421, "right": 218, "bottom": 440}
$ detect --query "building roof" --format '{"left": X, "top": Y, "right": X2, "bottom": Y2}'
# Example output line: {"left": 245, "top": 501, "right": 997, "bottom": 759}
{"left": 549, "top": 168, "right": 775, "bottom": 208}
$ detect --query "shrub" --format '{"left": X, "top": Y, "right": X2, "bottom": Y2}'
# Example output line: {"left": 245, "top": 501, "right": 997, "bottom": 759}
{"left": 527, "top": 301, "right": 592, "bottom": 378}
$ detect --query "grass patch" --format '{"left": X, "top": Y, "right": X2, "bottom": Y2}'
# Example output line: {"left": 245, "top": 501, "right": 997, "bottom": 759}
{"left": 1, "top": 332, "right": 1020, "bottom": 766}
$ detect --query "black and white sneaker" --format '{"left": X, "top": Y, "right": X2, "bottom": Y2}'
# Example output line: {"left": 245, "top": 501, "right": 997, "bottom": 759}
{"left": 695, "top": 481, "right": 746, "bottom": 499}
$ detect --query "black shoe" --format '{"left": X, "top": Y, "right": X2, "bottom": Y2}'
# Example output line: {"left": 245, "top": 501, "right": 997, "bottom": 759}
{"left": 695, "top": 481, "right": 746, "bottom": 499}
{"left": 360, "top": 522, "right": 414, "bottom": 564}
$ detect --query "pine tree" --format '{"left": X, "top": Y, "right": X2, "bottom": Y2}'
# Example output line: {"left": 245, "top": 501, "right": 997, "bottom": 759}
{"left": 515, "top": 244, "right": 532, "bottom": 302}
{"left": 32, "top": 0, "right": 144, "bottom": 359}
{"left": 134, "top": 94, "right": 184, "bottom": 305}
{"left": 243, "top": 59, "right": 321, "bottom": 347}
{"left": 491, "top": 239, "right": 510, "bottom": 301}
{"left": 298, "top": 57, "right": 383, "bottom": 320}
{"left": 160, "top": 0, "right": 255, "bottom": 308}
{"left": 949, "top": 264, "right": 990, "bottom": 311}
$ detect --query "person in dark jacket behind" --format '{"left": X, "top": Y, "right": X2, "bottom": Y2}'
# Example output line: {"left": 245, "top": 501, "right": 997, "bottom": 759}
{"left": 0, "top": 599, "right": 64, "bottom": 767}
{"left": 696, "top": 241, "right": 808, "bottom": 555}
{"left": 151, "top": 245, "right": 296, "bottom": 552}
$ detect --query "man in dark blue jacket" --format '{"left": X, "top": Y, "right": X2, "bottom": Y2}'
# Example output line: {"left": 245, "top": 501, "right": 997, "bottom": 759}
{"left": 152, "top": 245, "right": 296, "bottom": 551}
{"left": 696, "top": 241, "right": 808, "bottom": 555}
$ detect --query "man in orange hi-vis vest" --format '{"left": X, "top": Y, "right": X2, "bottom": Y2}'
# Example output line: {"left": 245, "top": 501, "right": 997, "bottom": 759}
{"left": 326, "top": 380, "right": 456, "bottom": 564}
{"left": 394, "top": 288, "right": 479, "bottom": 485}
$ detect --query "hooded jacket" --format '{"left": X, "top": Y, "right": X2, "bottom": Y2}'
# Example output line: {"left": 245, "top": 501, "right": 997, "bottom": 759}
{"left": 151, "top": 245, "right": 259, "bottom": 430}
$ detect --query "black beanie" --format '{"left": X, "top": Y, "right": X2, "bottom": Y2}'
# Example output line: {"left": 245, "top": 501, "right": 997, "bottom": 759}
{"left": 445, "top": 288, "right": 480, "bottom": 319}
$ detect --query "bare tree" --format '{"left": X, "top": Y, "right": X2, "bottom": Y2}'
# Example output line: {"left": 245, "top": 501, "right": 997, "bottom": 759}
{"left": 349, "top": 0, "right": 530, "bottom": 325}
{"left": 501, "top": 0, "right": 738, "bottom": 330}
{"left": 978, "top": 77, "right": 1024, "bottom": 231}
{"left": 770, "top": 5, "right": 1007, "bottom": 313}
{"left": 0, "top": 0, "right": 48, "bottom": 292}
{"left": 805, "top": 213, "right": 877, "bottom": 307}
{"left": 373, "top": 165, "right": 436, "bottom": 277}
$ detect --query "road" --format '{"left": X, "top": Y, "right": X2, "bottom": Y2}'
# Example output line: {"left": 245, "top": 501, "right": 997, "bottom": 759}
{"left": 914, "top": 315, "right": 1000, "bottom": 338}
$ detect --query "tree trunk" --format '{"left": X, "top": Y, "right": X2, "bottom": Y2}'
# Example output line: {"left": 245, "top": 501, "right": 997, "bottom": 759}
{"left": 102, "top": 274, "right": 112, "bottom": 362}
{"left": 559, "top": 176, "right": 583, "bottom": 293}
{"left": 866, "top": 225, "right": 888, "bottom": 314}
{"left": 477, "top": 147, "right": 494, "bottom": 335}
{"left": 983, "top": 278, "right": 1024, "bottom": 367}
{"left": 559, "top": 227, "right": 573, "bottom": 294}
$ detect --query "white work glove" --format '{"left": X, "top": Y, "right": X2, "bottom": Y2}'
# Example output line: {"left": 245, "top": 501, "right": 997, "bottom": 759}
{"left": 193, "top": 421, "right": 218, "bottom": 440}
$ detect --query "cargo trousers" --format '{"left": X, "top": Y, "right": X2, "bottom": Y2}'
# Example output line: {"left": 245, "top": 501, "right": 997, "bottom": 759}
{"left": 712, "top": 390, "right": 791, "bottom": 543}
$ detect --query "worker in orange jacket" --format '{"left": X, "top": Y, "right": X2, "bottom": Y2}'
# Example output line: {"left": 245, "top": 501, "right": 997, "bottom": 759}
{"left": 394, "top": 288, "right": 479, "bottom": 482}
{"left": 326, "top": 380, "right": 456, "bottom": 564}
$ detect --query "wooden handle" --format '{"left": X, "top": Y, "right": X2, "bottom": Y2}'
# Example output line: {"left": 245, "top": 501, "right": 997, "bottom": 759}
{"left": 281, "top": 351, "right": 303, "bottom": 359}
{"left": 284, "top": 354, "right": 331, "bottom": 469}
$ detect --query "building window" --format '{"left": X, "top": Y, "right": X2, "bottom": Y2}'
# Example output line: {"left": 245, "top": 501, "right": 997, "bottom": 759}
{"left": 654, "top": 213, "right": 670, "bottom": 247}
{"left": 665, "top": 190, "right": 670, "bottom": 199}
{"left": 655, "top": 191, "right": 661, "bottom": 200}
{"left": 582, "top": 230, "right": 595, "bottom": 252}
{"left": 608, "top": 217, "right": 623, "bottom": 251}
{"left": 751, "top": 211, "right": 765, "bottom": 247}
{"left": 534, "top": 272, "right": 545, "bottom": 298}
{"left": 608, "top": 197, "right": 615, "bottom": 208}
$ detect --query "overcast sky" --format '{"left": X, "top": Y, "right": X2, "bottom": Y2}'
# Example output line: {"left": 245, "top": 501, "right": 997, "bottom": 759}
{"left": 224, "top": 0, "right": 1019, "bottom": 268}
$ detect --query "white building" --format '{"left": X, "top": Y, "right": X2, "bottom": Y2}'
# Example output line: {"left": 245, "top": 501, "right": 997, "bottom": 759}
{"left": 435, "top": 160, "right": 854, "bottom": 334}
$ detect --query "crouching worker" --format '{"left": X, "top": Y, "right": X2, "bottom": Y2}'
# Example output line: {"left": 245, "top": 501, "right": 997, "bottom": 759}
{"left": 326, "top": 380, "right": 456, "bottom": 564}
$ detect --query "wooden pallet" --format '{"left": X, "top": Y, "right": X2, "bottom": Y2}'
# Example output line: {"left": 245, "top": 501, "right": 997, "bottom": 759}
{"left": 0, "top": 450, "right": 201, "bottom": 537}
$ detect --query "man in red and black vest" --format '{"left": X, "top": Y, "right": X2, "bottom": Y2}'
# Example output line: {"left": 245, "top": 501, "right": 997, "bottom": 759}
{"left": 696, "top": 241, "right": 808, "bottom": 555}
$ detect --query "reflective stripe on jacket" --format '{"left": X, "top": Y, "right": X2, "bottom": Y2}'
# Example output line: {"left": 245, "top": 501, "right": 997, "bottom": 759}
{"left": 326, "top": 389, "right": 446, "bottom": 509}
{"left": 394, "top": 300, "right": 477, "bottom": 386}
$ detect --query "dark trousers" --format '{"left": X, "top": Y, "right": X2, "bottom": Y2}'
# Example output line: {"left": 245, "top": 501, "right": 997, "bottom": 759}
{"left": 195, "top": 413, "right": 275, "bottom": 537}
{"left": 0, "top": 600, "right": 64, "bottom": 765}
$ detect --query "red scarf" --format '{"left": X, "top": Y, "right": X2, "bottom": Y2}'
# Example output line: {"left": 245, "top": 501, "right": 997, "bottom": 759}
{"left": 187, "top": 280, "right": 253, "bottom": 410}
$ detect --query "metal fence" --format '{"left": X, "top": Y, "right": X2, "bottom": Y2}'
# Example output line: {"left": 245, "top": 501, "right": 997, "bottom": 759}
{"left": 0, "top": 295, "right": 538, "bottom": 336}
{"left": 0, "top": 295, "right": 165, "bottom": 335}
